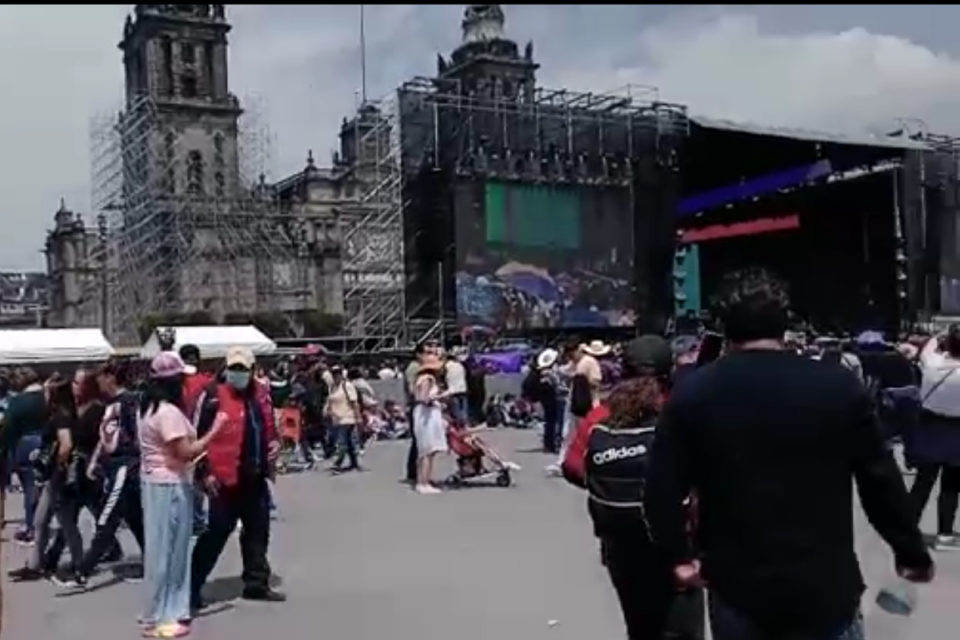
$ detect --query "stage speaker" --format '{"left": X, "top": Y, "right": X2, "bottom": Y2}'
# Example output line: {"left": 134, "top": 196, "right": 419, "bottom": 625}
{"left": 403, "top": 166, "right": 455, "bottom": 320}
{"left": 633, "top": 150, "right": 680, "bottom": 334}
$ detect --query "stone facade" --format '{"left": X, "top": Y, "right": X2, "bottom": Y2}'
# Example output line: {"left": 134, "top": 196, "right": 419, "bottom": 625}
{"left": 44, "top": 200, "right": 102, "bottom": 328}
{"left": 47, "top": 5, "right": 342, "bottom": 341}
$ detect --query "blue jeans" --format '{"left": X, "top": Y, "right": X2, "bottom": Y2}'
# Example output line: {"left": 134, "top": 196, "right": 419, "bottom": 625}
{"left": 449, "top": 394, "right": 468, "bottom": 426}
{"left": 142, "top": 480, "right": 194, "bottom": 627}
{"left": 709, "top": 594, "right": 864, "bottom": 640}
{"left": 14, "top": 433, "right": 42, "bottom": 533}
{"left": 332, "top": 423, "right": 359, "bottom": 469}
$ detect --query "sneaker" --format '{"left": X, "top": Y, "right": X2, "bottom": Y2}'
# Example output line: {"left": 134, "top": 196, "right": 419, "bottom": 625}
{"left": 123, "top": 565, "right": 145, "bottom": 583}
{"left": 51, "top": 572, "right": 87, "bottom": 590}
{"left": 936, "top": 534, "right": 960, "bottom": 550}
{"left": 241, "top": 587, "right": 287, "bottom": 602}
{"left": 544, "top": 463, "right": 562, "bottom": 477}
{"left": 415, "top": 484, "right": 441, "bottom": 495}
{"left": 12, "top": 530, "right": 34, "bottom": 546}
{"left": 8, "top": 565, "right": 44, "bottom": 582}
{"left": 502, "top": 461, "right": 522, "bottom": 471}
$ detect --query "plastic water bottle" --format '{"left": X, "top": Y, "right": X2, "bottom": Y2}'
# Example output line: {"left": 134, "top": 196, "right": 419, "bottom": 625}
{"left": 875, "top": 578, "right": 917, "bottom": 616}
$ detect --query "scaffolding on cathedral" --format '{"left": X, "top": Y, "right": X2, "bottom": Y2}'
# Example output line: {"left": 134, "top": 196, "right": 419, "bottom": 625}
{"left": 339, "top": 92, "right": 406, "bottom": 353}
{"left": 87, "top": 92, "right": 312, "bottom": 346}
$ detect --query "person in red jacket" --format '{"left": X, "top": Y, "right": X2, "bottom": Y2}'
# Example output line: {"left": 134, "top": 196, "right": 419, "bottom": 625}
{"left": 190, "top": 346, "right": 285, "bottom": 612}
{"left": 563, "top": 335, "right": 704, "bottom": 640}
{"left": 179, "top": 344, "right": 213, "bottom": 423}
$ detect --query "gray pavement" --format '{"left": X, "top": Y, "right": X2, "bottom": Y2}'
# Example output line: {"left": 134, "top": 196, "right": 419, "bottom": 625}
{"left": 3, "top": 429, "right": 959, "bottom": 640}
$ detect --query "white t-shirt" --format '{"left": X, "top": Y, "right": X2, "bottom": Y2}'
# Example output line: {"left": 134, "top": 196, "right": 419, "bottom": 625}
{"left": 445, "top": 360, "right": 467, "bottom": 395}
{"left": 920, "top": 338, "right": 960, "bottom": 417}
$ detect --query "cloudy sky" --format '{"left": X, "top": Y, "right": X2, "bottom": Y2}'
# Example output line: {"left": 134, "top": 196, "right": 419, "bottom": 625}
{"left": 2, "top": 4, "right": 960, "bottom": 270}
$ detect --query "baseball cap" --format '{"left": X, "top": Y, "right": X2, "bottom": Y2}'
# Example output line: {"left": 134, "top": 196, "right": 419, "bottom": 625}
{"left": 225, "top": 345, "right": 256, "bottom": 370}
{"left": 624, "top": 335, "right": 673, "bottom": 377}
{"left": 150, "top": 351, "right": 186, "bottom": 379}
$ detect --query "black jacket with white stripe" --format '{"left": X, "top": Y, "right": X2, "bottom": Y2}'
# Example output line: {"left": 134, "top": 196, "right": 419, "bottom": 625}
{"left": 585, "top": 417, "right": 657, "bottom": 541}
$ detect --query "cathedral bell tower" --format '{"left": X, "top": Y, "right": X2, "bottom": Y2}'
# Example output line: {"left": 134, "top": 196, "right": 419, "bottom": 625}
{"left": 436, "top": 5, "right": 538, "bottom": 103}
{"left": 120, "top": 4, "right": 242, "bottom": 198}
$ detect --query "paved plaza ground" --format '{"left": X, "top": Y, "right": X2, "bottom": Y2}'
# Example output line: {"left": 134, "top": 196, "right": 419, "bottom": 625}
{"left": 3, "top": 429, "right": 959, "bottom": 640}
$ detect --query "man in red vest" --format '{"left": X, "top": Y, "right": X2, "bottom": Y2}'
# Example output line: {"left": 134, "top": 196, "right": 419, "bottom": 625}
{"left": 190, "top": 346, "right": 284, "bottom": 612}
{"left": 179, "top": 344, "right": 212, "bottom": 423}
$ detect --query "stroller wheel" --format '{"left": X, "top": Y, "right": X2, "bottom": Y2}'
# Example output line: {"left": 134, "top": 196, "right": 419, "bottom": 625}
{"left": 496, "top": 470, "right": 511, "bottom": 487}
{"left": 445, "top": 474, "right": 463, "bottom": 488}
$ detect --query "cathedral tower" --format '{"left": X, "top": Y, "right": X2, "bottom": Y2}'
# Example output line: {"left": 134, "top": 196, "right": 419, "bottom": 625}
{"left": 120, "top": 4, "right": 242, "bottom": 197}
{"left": 436, "top": 5, "right": 538, "bottom": 103}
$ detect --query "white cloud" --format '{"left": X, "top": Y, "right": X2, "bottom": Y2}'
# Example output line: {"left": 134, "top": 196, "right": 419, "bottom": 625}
{"left": 3, "top": 6, "right": 960, "bottom": 271}
{"left": 544, "top": 14, "right": 960, "bottom": 137}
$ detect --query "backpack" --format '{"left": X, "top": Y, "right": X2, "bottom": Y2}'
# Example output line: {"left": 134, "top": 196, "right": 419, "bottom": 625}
{"left": 569, "top": 374, "right": 593, "bottom": 418}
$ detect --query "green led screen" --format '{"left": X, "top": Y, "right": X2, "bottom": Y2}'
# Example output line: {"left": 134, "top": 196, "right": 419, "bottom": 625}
{"left": 484, "top": 182, "right": 581, "bottom": 249}
{"left": 454, "top": 179, "right": 635, "bottom": 330}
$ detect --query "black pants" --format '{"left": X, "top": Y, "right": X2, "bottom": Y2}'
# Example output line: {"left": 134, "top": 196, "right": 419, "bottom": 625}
{"left": 542, "top": 405, "right": 561, "bottom": 454}
{"left": 191, "top": 475, "right": 272, "bottom": 602}
{"left": 79, "top": 462, "right": 144, "bottom": 577}
{"left": 910, "top": 464, "right": 960, "bottom": 534}
{"left": 405, "top": 407, "right": 418, "bottom": 482}
{"left": 602, "top": 538, "right": 679, "bottom": 640}
{"left": 44, "top": 476, "right": 121, "bottom": 572}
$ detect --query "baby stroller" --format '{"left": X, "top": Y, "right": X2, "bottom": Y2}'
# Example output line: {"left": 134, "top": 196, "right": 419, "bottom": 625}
{"left": 443, "top": 423, "right": 518, "bottom": 488}
{"left": 275, "top": 406, "right": 314, "bottom": 474}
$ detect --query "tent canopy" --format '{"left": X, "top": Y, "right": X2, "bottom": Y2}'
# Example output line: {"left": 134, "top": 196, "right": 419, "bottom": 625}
{"left": 139, "top": 325, "right": 277, "bottom": 360}
{"left": 0, "top": 328, "right": 114, "bottom": 365}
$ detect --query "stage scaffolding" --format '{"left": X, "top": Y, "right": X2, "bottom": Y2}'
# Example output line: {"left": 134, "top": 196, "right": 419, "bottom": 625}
{"left": 339, "top": 95, "right": 406, "bottom": 353}
{"left": 87, "top": 93, "right": 312, "bottom": 346}
{"left": 395, "top": 76, "right": 689, "bottom": 344}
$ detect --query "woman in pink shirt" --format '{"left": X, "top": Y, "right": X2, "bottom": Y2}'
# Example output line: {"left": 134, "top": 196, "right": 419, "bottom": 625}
{"left": 138, "top": 352, "right": 222, "bottom": 638}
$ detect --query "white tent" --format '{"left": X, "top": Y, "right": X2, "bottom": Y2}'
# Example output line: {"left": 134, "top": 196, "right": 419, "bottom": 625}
{"left": 139, "top": 325, "right": 277, "bottom": 360}
{"left": 0, "top": 328, "right": 115, "bottom": 364}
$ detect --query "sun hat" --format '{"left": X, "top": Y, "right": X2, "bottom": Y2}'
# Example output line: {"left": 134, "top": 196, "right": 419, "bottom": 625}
{"left": 536, "top": 348, "right": 559, "bottom": 370}
{"left": 580, "top": 340, "right": 611, "bottom": 357}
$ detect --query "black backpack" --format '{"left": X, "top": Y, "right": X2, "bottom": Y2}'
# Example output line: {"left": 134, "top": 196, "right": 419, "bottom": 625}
{"left": 569, "top": 374, "right": 593, "bottom": 418}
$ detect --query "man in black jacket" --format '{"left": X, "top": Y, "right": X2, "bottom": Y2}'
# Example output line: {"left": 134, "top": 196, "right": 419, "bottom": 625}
{"left": 647, "top": 268, "right": 933, "bottom": 639}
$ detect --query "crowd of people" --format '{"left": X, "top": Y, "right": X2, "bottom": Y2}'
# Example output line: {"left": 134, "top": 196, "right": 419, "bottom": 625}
{"left": 516, "top": 268, "right": 948, "bottom": 640}
{"left": 1, "top": 344, "right": 285, "bottom": 638}
{"left": 4, "top": 265, "right": 960, "bottom": 638}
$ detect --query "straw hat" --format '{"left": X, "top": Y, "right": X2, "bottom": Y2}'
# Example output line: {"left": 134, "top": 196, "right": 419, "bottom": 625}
{"left": 580, "top": 340, "right": 611, "bottom": 357}
{"left": 536, "top": 348, "right": 559, "bottom": 370}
